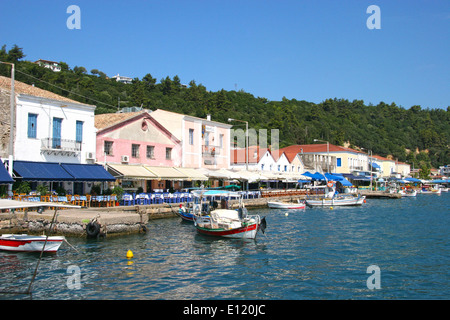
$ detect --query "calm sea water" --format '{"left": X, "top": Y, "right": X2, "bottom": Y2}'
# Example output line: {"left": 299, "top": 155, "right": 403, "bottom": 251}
{"left": 1, "top": 193, "right": 448, "bottom": 300}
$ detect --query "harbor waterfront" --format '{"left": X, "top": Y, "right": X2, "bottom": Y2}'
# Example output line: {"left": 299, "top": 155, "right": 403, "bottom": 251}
{"left": 0, "top": 192, "right": 448, "bottom": 300}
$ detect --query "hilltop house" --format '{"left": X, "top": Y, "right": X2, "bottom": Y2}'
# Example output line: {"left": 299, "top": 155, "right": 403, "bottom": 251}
{"left": 34, "top": 59, "right": 61, "bottom": 72}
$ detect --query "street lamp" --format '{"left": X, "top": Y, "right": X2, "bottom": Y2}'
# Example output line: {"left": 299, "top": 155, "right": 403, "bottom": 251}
{"left": 313, "top": 139, "right": 330, "bottom": 173}
{"left": 0, "top": 61, "right": 15, "bottom": 195}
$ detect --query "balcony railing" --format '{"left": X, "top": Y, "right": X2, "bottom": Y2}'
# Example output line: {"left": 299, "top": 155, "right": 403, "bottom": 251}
{"left": 41, "top": 138, "right": 82, "bottom": 152}
{"left": 202, "top": 145, "right": 220, "bottom": 157}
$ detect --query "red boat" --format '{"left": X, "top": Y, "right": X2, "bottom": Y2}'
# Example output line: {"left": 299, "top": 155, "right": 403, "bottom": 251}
{"left": 0, "top": 234, "right": 65, "bottom": 253}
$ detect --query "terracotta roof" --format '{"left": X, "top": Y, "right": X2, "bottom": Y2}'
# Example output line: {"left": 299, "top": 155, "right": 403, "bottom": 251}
{"left": 0, "top": 75, "right": 93, "bottom": 106}
{"left": 0, "top": 76, "right": 94, "bottom": 106}
{"left": 278, "top": 144, "right": 364, "bottom": 156}
{"left": 94, "top": 111, "right": 145, "bottom": 130}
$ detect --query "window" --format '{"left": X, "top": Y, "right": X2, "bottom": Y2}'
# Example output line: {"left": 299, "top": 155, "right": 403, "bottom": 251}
{"left": 284, "top": 165, "right": 287, "bottom": 172}
{"left": 189, "top": 129, "right": 194, "bottom": 145}
{"left": 337, "top": 158, "right": 342, "bottom": 167}
{"left": 27, "top": 113, "right": 37, "bottom": 138}
{"left": 204, "top": 132, "right": 209, "bottom": 146}
{"left": 104, "top": 141, "right": 113, "bottom": 156}
{"left": 277, "top": 165, "right": 280, "bottom": 171}
{"left": 219, "top": 134, "right": 224, "bottom": 148}
{"left": 166, "top": 147, "right": 172, "bottom": 160}
{"left": 132, "top": 144, "right": 140, "bottom": 158}
{"left": 76, "top": 121, "right": 83, "bottom": 143}
{"left": 147, "top": 145, "right": 155, "bottom": 159}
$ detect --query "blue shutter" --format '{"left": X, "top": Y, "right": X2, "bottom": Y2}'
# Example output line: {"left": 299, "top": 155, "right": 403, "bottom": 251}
{"left": 52, "top": 118, "right": 62, "bottom": 149}
{"left": 27, "top": 114, "right": 37, "bottom": 138}
{"left": 76, "top": 121, "right": 83, "bottom": 142}
{"left": 337, "top": 158, "right": 342, "bottom": 167}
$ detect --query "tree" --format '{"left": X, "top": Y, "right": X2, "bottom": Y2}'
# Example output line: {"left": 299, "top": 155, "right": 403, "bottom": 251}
{"left": 7, "top": 44, "right": 25, "bottom": 62}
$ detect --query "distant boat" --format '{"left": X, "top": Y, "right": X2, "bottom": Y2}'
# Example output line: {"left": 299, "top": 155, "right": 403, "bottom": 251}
{"left": 420, "top": 185, "right": 442, "bottom": 194}
{"left": 399, "top": 189, "right": 417, "bottom": 197}
{"left": 0, "top": 234, "right": 65, "bottom": 253}
{"left": 267, "top": 201, "right": 306, "bottom": 209}
{"left": 305, "top": 181, "right": 365, "bottom": 207}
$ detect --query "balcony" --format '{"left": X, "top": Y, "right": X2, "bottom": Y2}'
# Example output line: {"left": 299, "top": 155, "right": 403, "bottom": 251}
{"left": 41, "top": 138, "right": 81, "bottom": 156}
{"left": 202, "top": 145, "right": 220, "bottom": 157}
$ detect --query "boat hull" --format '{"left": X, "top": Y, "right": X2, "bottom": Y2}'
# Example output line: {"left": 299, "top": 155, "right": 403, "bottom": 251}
{"left": 195, "top": 222, "right": 259, "bottom": 239}
{"left": 267, "top": 201, "right": 306, "bottom": 209}
{"left": 0, "top": 235, "right": 64, "bottom": 252}
{"left": 177, "top": 209, "right": 195, "bottom": 222}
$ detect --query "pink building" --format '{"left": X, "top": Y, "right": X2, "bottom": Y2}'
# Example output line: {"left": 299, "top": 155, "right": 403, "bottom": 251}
{"left": 150, "top": 110, "right": 232, "bottom": 170}
{"left": 95, "top": 109, "right": 232, "bottom": 192}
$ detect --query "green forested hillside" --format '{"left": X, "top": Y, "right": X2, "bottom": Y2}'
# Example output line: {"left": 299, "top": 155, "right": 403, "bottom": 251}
{"left": 1, "top": 45, "right": 449, "bottom": 170}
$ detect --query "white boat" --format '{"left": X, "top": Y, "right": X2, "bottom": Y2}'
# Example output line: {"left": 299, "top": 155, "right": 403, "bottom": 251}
{"left": 267, "top": 201, "right": 306, "bottom": 209}
{"left": 0, "top": 234, "right": 65, "bottom": 253}
{"left": 420, "top": 185, "right": 441, "bottom": 194}
{"left": 305, "top": 181, "right": 365, "bottom": 207}
{"left": 399, "top": 189, "right": 417, "bottom": 197}
{"left": 305, "top": 194, "right": 365, "bottom": 207}
{"left": 0, "top": 199, "right": 80, "bottom": 253}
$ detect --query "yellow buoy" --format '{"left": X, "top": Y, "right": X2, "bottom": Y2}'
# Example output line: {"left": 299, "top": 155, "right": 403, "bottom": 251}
{"left": 126, "top": 250, "right": 134, "bottom": 259}
{"left": 330, "top": 207, "right": 333, "bottom": 210}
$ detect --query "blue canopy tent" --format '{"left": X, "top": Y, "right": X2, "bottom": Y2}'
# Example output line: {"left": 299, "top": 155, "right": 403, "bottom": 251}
{"left": 311, "top": 172, "right": 326, "bottom": 181}
{"left": 325, "top": 173, "right": 353, "bottom": 187}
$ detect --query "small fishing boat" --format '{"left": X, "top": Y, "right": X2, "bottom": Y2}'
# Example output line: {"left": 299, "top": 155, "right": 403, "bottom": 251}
{"left": 0, "top": 199, "right": 81, "bottom": 253}
{"left": 305, "top": 181, "right": 365, "bottom": 207}
{"left": 420, "top": 185, "right": 442, "bottom": 194}
{"left": 399, "top": 189, "right": 417, "bottom": 197}
{"left": 0, "top": 234, "right": 65, "bottom": 253}
{"left": 267, "top": 200, "right": 306, "bottom": 209}
{"left": 177, "top": 190, "right": 241, "bottom": 222}
{"left": 194, "top": 208, "right": 266, "bottom": 239}
{"left": 193, "top": 192, "right": 266, "bottom": 239}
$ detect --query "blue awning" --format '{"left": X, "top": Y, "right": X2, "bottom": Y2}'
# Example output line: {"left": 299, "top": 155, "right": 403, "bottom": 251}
{"left": 60, "top": 163, "right": 116, "bottom": 181}
{"left": 325, "top": 173, "right": 352, "bottom": 186}
{"left": 371, "top": 162, "right": 381, "bottom": 169}
{"left": 13, "top": 160, "right": 74, "bottom": 181}
{"left": 12, "top": 161, "right": 115, "bottom": 182}
{"left": 405, "top": 177, "right": 421, "bottom": 183}
{"left": 0, "top": 161, "right": 13, "bottom": 184}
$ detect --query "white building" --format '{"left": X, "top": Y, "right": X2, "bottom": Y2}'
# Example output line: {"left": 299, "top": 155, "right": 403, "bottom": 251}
{"left": 112, "top": 74, "right": 133, "bottom": 84}
{"left": 34, "top": 59, "right": 61, "bottom": 72}
{"left": 0, "top": 76, "right": 114, "bottom": 194}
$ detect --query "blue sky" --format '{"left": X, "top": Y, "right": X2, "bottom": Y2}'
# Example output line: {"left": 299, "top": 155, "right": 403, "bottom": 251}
{"left": 1, "top": 0, "right": 449, "bottom": 109}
